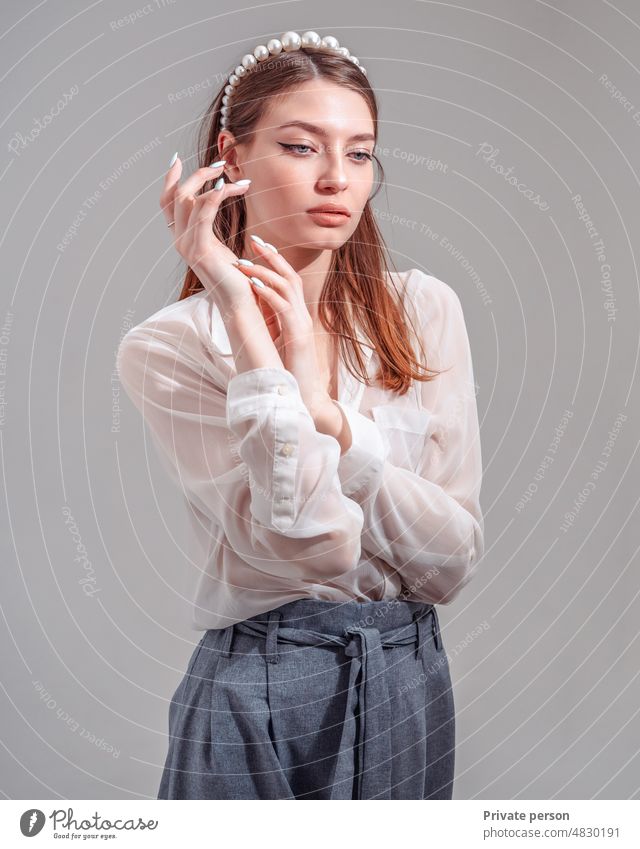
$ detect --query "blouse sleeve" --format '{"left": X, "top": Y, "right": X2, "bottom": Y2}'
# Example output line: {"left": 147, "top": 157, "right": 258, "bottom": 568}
{"left": 333, "top": 282, "right": 484, "bottom": 604}
{"left": 115, "top": 327, "right": 364, "bottom": 584}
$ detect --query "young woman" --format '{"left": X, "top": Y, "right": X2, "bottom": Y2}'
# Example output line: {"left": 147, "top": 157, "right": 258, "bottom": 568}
{"left": 116, "top": 30, "right": 484, "bottom": 800}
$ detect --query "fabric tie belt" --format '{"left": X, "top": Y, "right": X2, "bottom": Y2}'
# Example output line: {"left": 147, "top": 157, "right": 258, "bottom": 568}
{"left": 220, "top": 606, "right": 440, "bottom": 799}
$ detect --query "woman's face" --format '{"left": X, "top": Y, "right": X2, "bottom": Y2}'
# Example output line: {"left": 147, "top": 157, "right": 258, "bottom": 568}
{"left": 223, "top": 79, "right": 376, "bottom": 253}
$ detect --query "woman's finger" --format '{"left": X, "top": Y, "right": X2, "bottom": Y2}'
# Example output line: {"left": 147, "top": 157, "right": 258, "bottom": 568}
{"left": 187, "top": 177, "right": 251, "bottom": 241}
{"left": 248, "top": 237, "right": 301, "bottom": 285}
{"left": 248, "top": 282, "right": 282, "bottom": 344}
{"left": 177, "top": 160, "right": 228, "bottom": 200}
{"left": 262, "top": 309, "right": 282, "bottom": 343}
{"left": 174, "top": 162, "right": 228, "bottom": 237}
{"left": 247, "top": 276, "right": 289, "bottom": 313}
{"left": 252, "top": 286, "right": 281, "bottom": 338}
{"left": 232, "top": 261, "right": 291, "bottom": 298}
{"left": 159, "top": 153, "right": 183, "bottom": 227}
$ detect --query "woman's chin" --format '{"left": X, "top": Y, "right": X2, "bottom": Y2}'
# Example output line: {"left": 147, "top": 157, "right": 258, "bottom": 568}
{"left": 268, "top": 222, "right": 353, "bottom": 251}
{"left": 295, "top": 226, "right": 351, "bottom": 249}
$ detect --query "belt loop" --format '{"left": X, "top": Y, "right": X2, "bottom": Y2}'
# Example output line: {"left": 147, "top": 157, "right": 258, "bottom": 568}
{"left": 431, "top": 607, "right": 442, "bottom": 651}
{"left": 265, "top": 610, "right": 282, "bottom": 664}
{"left": 413, "top": 609, "right": 430, "bottom": 662}
{"left": 219, "top": 623, "right": 235, "bottom": 658}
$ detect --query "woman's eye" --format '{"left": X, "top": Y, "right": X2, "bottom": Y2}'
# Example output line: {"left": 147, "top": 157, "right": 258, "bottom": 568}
{"left": 278, "top": 143, "right": 373, "bottom": 163}
{"left": 350, "top": 150, "right": 373, "bottom": 163}
{"left": 279, "top": 143, "right": 314, "bottom": 155}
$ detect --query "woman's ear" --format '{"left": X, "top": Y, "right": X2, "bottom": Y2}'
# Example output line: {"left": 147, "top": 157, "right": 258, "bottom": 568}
{"left": 217, "top": 131, "right": 242, "bottom": 180}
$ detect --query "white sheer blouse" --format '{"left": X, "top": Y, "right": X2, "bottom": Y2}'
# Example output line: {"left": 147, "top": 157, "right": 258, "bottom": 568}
{"left": 116, "top": 268, "right": 484, "bottom": 630}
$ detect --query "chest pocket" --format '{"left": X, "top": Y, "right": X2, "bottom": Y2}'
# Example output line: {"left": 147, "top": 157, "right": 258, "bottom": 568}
{"left": 369, "top": 404, "right": 432, "bottom": 472}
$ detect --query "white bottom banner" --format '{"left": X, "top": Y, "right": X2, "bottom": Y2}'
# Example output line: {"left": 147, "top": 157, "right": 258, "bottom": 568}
{"left": 1, "top": 800, "right": 639, "bottom": 847}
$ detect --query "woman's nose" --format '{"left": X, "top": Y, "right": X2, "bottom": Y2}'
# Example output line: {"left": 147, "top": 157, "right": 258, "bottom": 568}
{"left": 316, "top": 147, "right": 349, "bottom": 190}
{"left": 317, "top": 169, "right": 348, "bottom": 191}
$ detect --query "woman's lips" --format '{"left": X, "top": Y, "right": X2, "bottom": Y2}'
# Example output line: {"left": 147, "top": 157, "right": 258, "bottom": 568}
{"left": 306, "top": 210, "right": 350, "bottom": 226}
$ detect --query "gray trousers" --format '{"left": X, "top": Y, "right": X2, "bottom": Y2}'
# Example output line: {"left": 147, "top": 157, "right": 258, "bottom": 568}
{"left": 157, "top": 598, "right": 455, "bottom": 799}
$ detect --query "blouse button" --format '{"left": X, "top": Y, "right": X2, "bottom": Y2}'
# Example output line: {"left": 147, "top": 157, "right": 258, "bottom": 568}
{"left": 280, "top": 442, "right": 294, "bottom": 456}
{"left": 276, "top": 384, "right": 288, "bottom": 395}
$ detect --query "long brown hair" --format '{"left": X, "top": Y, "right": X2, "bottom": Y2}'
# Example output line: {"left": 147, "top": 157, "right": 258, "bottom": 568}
{"left": 178, "top": 46, "right": 443, "bottom": 395}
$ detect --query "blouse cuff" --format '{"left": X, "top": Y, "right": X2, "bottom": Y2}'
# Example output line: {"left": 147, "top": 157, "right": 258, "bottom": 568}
{"left": 334, "top": 400, "right": 389, "bottom": 500}
{"left": 226, "top": 366, "right": 302, "bottom": 418}
{"left": 226, "top": 367, "right": 306, "bottom": 530}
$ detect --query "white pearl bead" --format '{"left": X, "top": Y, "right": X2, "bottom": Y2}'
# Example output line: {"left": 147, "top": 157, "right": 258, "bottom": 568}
{"left": 321, "top": 35, "right": 339, "bottom": 49}
{"left": 222, "top": 95, "right": 229, "bottom": 105}
{"left": 235, "top": 65, "right": 246, "bottom": 77}
{"left": 301, "top": 30, "right": 321, "bottom": 47}
{"left": 225, "top": 85, "right": 234, "bottom": 95}
{"left": 241, "top": 53, "right": 257, "bottom": 69}
{"left": 267, "top": 38, "right": 282, "bottom": 55}
{"left": 281, "top": 31, "right": 301, "bottom": 51}
{"left": 337, "top": 47, "right": 350, "bottom": 57}
{"left": 228, "top": 74, "right": 239, "bottom": 85}
{"left": 254, "top": 44, "right": 269, "bottom": 61}
{"left": 221, "top": 106, "right": 229, "bottom": 115}
{"left": 360, "top": 66, "right": 367, "bottom": 75}
{"left": 351, "top": 57, "right": 360, "bottom": 66}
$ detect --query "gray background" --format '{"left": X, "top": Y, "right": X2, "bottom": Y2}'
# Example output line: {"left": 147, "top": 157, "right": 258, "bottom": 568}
{"left": 1, "top": 0, "right": 639, "bottom": 800}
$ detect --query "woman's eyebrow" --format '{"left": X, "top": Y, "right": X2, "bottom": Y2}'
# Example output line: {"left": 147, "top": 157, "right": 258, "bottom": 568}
{"left": 275, "top": 120, "right": 375, "bottom": 143}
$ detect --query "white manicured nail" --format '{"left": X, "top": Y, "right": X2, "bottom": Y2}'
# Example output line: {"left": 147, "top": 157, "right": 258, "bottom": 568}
{"left": 250, "top": 276, "right": 265, "bottom": 289}
{"left": 250, "top": 234, "right": 265, "bottom": 245}
{"left": 235, "top": 258, "right": 254, "bottom": 266}
{"left": 168, "top": 151, "right": 178, "bottom": 168}
{"left": 263, "top": 242, "right": 278, "bottom": 253}
{"left": 213, "top": 177, "right": 224, "bottom": 191}
{"left": 235, "top": 179, "right": 251, "bottom": 186}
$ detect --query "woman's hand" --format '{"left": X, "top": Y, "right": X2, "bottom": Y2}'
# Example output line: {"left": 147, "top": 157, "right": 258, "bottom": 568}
{"left": 160, "top": 154, "right": 253, "bottom": 307}
{"left": 247, "top": 279, "right": 285, "bottom": 357}
{"left": 233, "top": 240, "right": 335, "bottom": 421}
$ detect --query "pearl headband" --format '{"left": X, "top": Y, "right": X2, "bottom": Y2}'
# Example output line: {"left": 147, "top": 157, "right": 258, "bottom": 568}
{"left": 219, "top": 30, "right": 367, "bottom": 130}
